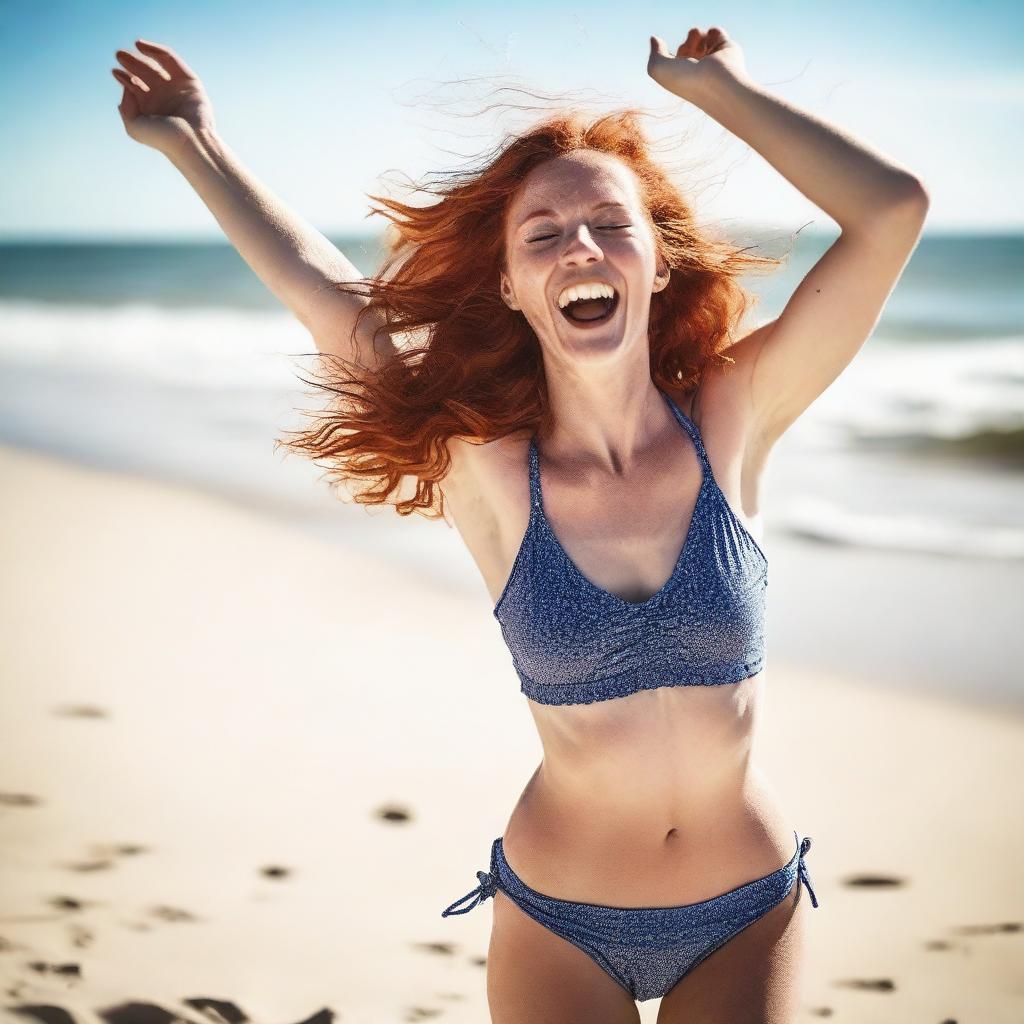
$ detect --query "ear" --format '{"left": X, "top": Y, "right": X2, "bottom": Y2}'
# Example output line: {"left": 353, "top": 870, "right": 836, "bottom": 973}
{"left": 653, "top": 264, "right": 671, "bottom": 294}
{"left": 500, "top": 271, "right": 521, "bottom": 311}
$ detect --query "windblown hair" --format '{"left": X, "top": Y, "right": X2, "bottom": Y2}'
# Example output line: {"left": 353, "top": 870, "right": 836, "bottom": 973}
{"left": 274, "top": 101, "right": 789, "bottom": 521}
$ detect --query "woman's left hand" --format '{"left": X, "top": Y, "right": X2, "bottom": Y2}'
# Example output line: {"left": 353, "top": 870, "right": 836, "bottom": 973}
{"left": 647, "top": 26, "right": 750, "bottom": 100}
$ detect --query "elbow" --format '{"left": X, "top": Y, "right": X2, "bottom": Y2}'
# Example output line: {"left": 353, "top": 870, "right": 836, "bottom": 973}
{"left": 893, "top": 173, "right": 931, "bottom": 211}
{"left": 867, "top": 175, "right": 930, "bottom": 234}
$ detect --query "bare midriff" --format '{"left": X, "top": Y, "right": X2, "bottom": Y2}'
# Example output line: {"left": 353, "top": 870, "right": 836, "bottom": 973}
{"left": 500, "top": 667, "right": 797, "bottom": 907}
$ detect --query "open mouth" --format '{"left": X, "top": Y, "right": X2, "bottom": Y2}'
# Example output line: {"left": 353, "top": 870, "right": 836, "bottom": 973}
{"left": 557, "top": 292, "right": 620, "bottom": 326}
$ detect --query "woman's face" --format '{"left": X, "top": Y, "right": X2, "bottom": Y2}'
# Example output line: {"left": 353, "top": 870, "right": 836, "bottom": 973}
{"left": 501, "top": 150, "right": 668, "bottom": 361}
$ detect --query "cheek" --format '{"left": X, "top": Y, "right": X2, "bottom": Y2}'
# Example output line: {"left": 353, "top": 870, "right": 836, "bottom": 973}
{"left": 506, "top": 259, "right": 550, "bottom": 310}
{"left": 620, "top": 235, "right": 653, "bottom": 259}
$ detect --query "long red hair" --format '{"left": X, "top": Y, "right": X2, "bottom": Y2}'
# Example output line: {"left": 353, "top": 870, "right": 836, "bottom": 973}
{"left": 274, "top": 105, "right": 787, "bottom": 520}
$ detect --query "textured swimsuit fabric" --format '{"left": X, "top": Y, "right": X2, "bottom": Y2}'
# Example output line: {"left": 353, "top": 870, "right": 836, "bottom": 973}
{"left": 492, "top": 385, "right": 769, "bottom": 706}
{"left": 441, "top": 831, "right": 820, "bottom": 1001}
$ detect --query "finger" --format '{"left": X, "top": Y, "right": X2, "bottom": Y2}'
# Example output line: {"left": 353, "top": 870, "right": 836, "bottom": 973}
{"left": 676, "top": 27, "right": 701, "bottom": 57}
{"left": 114, "top": 48, "right": 170, "bottom": 90}
{"left": 675, "top": 27, "right": 700, "bottom": 56}
{"left": 135, "top": 39, "right": 195, "bottom": 79}
{"left": 115, "top": 81, "right": 141, "bottom": 122}
{"left": 111, "top": 66, "right": 150, "bottom": 95}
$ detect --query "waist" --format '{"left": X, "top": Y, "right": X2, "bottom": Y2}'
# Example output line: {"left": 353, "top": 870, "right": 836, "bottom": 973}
{"left": 501, "top": 761, "right": 793, "bottom": 906}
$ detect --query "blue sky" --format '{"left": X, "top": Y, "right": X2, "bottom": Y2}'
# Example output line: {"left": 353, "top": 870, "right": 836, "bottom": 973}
{"left": 3, "top": 0, "right": 1022, "bottom": 239}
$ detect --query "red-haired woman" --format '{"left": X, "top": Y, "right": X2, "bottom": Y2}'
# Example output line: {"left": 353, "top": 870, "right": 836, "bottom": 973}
{"left": 113, "top": 26, "right": 928, "bottom": 1022}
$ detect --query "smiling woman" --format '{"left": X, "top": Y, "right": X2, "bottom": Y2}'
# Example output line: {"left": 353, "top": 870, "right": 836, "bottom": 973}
{"left": 272, "top": 106, "right": 787, "bottom": 518}
{"left": 110, "top": 25, "right": 929, "bottom": 1022}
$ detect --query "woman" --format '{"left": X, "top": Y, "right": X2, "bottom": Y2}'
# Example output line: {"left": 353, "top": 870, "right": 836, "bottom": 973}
{"left": 112, "top": 26, "right": 929, "bottom": 1021}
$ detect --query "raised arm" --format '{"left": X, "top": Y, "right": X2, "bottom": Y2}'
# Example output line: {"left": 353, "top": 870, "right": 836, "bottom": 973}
{"left": 649, "top": 28, "right": 929, "bottom": 452}
{"left": 111, "top": 38, "right": 396, "bottom": 371}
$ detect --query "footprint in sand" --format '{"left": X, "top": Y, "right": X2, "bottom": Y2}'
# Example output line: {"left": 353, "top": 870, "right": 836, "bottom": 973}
{"left": 404, "top": 1009, "right": 443, "bottom": 1021}
{"left": 289, "top": 1010, "right": 334, "bottom": 1024}
{"left": 841, "top": 873, "right": 905, "bottom": 887}
{"left": 148, "top": 905, "right": 201, "bottom": 923}
{"left": 376, "top": 803, "right": 413, "bottom": 823}
{"left": 952, "top": 921, "right": 1022, "bottom": 935}
{"left": 87, "top": 842, "right": 150, "bottom": 859}
{"left": 182, "top": 996, "right": 248, "bottom": 1023}
{"left": 259, "top": 864, "right": 292, "bottom": 879}
{"left": 26, "top": 961, "right": 81, "bottom": 977}
{"left": 833, "top": 977, "right": 895, "bottom": 992}
{"left": 808, "top": 1010, "right": 834, "bottom": 1018}
{"left": 63, "top": 858, "right": 116, "bottom": 872}
{"left": 6, "top": 1004, "right": 77, "bottom": 1024}
{"left": 62, "top": 841, "right": 150, "bottom": 873}
{"left": 411, "top": 941, "right": 456, "bottom": 955}
{"left": 52, "top": 704, "right": 108, "bottom": 718}
{"left": 48, "top": 896, "right": 90, "bottom": 912}
{"left": 99, "top": 1001, "right": 212, "bottom": 1024}
{"left": 53, "top": 844, "right": 149, "bottom": 882}
{"left": 0, "top": 792, "right": 41, "bottom": 807}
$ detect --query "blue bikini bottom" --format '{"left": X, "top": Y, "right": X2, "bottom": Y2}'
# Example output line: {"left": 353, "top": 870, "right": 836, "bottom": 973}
{"left": 442, "top": 829, "right": 819, "bottom": 1002}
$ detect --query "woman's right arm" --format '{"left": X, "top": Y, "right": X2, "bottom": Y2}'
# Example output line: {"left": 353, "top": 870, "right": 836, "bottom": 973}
{"left": 166, "top": 129, "right": 397, "bottom": 367}
{"left": 112, "top": 39, "right": 395, "bottom": 370}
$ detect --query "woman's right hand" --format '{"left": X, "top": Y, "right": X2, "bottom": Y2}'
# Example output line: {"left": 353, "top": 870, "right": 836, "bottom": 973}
{"left": 111, "top": 40, "right": 216, "bottom": 156}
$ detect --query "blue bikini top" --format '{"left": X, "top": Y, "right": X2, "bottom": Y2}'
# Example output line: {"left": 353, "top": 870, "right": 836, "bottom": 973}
{"left": 492, "top": 385, "right": 768, "bottom": 706}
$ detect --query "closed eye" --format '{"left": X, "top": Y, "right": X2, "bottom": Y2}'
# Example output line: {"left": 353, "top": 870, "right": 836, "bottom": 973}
{"left": 527, "top": 225, "right": 631, "bottom": 243}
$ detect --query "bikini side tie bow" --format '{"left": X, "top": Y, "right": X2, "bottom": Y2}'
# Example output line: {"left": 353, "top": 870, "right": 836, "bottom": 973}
{"left": 797, "top": 836, "right": 820, "bottom": 908}
{"left": 441, "top": 869, "right": 499, "bottom": 917}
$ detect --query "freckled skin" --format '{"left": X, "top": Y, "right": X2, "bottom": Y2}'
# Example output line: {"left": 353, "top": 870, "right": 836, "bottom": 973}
{"left": 499, "top": 150, "right": 670, "bottom": 368}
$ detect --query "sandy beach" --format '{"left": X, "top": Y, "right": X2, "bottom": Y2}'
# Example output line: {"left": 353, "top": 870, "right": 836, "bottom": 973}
{"left": 1, "top": 441, "right": 1021, "bottom": 1024}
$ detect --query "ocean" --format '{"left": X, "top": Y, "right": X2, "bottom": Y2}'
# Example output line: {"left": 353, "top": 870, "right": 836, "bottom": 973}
{"left": 1, "top": 228, "right": 1021, "bottom": 707}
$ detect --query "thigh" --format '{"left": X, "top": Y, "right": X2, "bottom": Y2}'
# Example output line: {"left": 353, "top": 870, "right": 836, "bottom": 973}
{"left": 656, "top": 882, "right": 809, "bottom": 1024}
{"left": 486, "top": 889, "right": 642, "bottom": 1024}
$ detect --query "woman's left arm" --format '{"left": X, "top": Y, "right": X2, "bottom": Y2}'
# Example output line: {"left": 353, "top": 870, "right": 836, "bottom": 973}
{"left": 649, "top": 27, "right": 930, "bottom": 447}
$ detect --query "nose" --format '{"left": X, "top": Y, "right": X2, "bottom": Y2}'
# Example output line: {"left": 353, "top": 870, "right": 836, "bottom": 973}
{"left": 560, "top": 225, "right": 605, "bottom": 266}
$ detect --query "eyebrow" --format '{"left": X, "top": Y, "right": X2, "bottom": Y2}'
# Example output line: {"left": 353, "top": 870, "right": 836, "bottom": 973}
{"left": 517, "top": 201, "right": 630, "bottom": 229}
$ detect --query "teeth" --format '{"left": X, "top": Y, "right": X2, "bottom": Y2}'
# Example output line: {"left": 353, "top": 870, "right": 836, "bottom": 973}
{"left": 557, "top": 282, "right": 616, "bottom": 309}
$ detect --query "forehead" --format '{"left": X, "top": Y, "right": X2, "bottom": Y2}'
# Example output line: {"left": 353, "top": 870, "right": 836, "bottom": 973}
{"left": 508, "top": 152, "right": 640, "bottom": 220}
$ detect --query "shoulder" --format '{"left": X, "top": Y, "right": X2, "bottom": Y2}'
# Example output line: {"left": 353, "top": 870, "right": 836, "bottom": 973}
{"left": 439, "top": 429, "right": 532, "bottom": 509}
